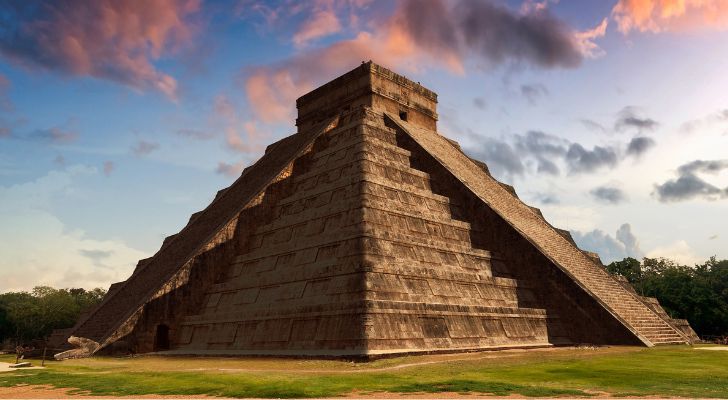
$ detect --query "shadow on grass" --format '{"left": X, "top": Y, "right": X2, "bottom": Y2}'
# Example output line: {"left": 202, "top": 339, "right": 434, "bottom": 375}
{"left": 389, "top": 379, "right": 590, "bottom": 397}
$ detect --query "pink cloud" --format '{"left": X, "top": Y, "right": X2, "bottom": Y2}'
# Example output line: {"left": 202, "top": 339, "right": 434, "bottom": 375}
{"left": 176, "top": 128, "right": 214, "bottom": 140}
{"left": 575, "top": 18, "right": 609, "bottom": 58}
{"left": 213, "top": 94, "right": 236, "bottom": 120}
{"left": 213, "top": 94, "right": 267, "bottom": 153}
{"left": 103, "top": 161, "right": 114, "bottom": 176}
{"left": 292, "top": 9, "right": 342, "bottom": 46}
{"left": 34, "top": 126, "right": 79, "bottom": 144}
{"left": 243, "top": 0, "right": 593, "bottom": 123}
{"left": 215, "top": 160, "right": 246, "bottom": 177}
{"left": 613, "top": 0, "right": 728, "bottom": 33}
{"left": 0, "top": 74, "right": 11, "bottom": 111}
{"left": 131, "top": 140, "right": 160, "bottom": 156}
{"left": 0, "top": 0, "right": 202, "bottom": 100}
{"left": 224, "top": 120, "right": 267, "bottom": 154}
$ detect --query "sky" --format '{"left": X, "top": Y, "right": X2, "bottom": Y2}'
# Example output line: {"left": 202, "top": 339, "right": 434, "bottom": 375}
{"left": 1, "top": 0, "right": 727, "bottom": 292}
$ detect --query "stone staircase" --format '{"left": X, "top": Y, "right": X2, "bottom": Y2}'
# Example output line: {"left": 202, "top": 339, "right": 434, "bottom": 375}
{"left": 562, "top": 257, "right": 686, "bottom": 344}
{"left": 64, "top": 119, "right": 337, "bottom": 351}
{"left": 386, "top": 113, "right": 689, "bottom": 346}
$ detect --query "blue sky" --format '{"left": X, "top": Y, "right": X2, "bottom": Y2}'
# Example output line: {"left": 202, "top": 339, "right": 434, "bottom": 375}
{"left": 1, "top": 0, "right": 727, "bottom": 291}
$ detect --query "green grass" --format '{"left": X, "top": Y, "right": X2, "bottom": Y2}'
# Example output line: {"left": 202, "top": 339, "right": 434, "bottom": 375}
{"left": 1, "top": 346, "right": 727, "bottom": 398}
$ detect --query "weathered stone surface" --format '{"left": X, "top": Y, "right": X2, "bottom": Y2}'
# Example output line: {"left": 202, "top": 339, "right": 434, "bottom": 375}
{"left": 54, "top": 336, "right": 100, "bottom": 360}
{"left": 56, "top": 62, "right": 693, "bottom": 359}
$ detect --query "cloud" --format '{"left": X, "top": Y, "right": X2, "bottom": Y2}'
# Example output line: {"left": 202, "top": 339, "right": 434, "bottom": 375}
{"left": 212, "top": 95, "right": 267, "bottom": 154}
{"left": 573, "top": 17, "right": 609, "bottom": 58}
{"left": 454, "top": 0, "right": 586, "bottom": 68}
{"left": 176, "top": 128, "right": 215, "bottom": 140}
{"left": 520, "top": 83, "right": 549, "bottom": 105}
{"left": 0, "top": 0, "right": 202, "bottom": 100}
{"left": 131, "top": 140, "right": 160, "bottom": 156}
{"left": 465, "top": 128, "right": 644, "bottom": 179}
{"left": 512, "top": 130, "right": 568, "bottom": 175}
{"left": 225, "top": 122, "right": 263, "bottom": 153}
{"left": 0, "top": 73, "right": 12, "bottom": 111}
{"left": 615, "top": 106, "right": 659, "bottom": 132}
{"left": 466, "top": 136, "right": 525, "bottom": 179}
{"left": 613, "top": 0, "right": 728, "bottom": 33}
{"left": 292, "top": 9, "right": 342, "bottom": 47}
{"left": 626, "top": 136, "right": 656, "bottom": 156}
{"left": 0, "top": 165, "right": 147, "bottom": 291}
{"left": 213, "top": 94, "right": 236, "bottom": 119}
{"left": 680, "top": 108, "right": 728, "bottom": 134}
{"left": 572, "top": 223, "right": 644, "bottom": 263}
{"left": 590, "top": 184, "right": 628, "bottom": 204}
{"left": 520, "top": 0, "right": 555, "bottom": 14}
{"left": 53, "top": 155, "right": 66, "bottom": 167}
{"left": 565, "top": 143, "right": 618, "bottom": 173}
{"left": 580, "top": 119, "right": 608, "bottom": 133}
{"left": 473, "top": 97, "right": 487, "bottom": 110}
{"left": 654, "top": 159, "right": 728, "bottom": 202}
{"left": 615, "top": 223, "right": 642, "bottom": 257}
{"left": 103, "top": 161, "right": 114, "bottom": 176}
{"left": 533, "top": 192, "right": 560, "bottom": 205}
{"left": 33, "top": 126, "right": 79, "bottom": 144}
{"left": 215, "top": 160, "right": 246, "bottom": 177}
{"left": 243, "top": 0, "right": 603, "bottom": 123}
{"left": 646, "top": 240, "right": 703, "bottom": 265}
{"left": 79, "top": 249, "right": 113, "bottom": 268}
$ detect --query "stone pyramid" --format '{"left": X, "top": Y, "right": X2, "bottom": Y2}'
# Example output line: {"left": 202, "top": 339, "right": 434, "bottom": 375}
{"left": 56, "top": 62, "right": 695, "bottom": 359}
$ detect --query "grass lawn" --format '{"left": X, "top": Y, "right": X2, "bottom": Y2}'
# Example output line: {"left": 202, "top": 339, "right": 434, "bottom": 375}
{"left": 1, "top": 345, "right": 727, "bottom": 398}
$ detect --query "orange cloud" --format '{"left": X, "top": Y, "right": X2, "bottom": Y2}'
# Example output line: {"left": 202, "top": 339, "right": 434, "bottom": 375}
{"left": 613, "top": 0, "right": 728, "bottom": 33}
{"left": 0, "top": 0, "right": 201, "bottom": 100}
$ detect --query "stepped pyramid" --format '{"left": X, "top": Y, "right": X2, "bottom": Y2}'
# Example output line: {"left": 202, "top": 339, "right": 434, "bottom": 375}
{"left": 56, "top": 62, "right": 694, "bottom": 359}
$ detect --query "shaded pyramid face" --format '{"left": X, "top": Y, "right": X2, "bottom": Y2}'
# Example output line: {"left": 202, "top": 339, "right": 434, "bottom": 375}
{"left": 58, "top": 63, "right": 693, "bottom": 359}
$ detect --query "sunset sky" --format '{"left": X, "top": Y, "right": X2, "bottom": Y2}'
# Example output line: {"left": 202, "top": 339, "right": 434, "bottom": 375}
{"left": 1, "top": 0, "right": 727, "bottom": 292}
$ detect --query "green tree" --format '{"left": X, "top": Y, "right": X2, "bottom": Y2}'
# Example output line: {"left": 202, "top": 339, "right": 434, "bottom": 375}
{"left": 606, "top": 256, "right": 728, "bottom": 338}
{"left": 605, "top": 257, "right": 642, "bottom": 285}
{"left": 0, "top": 286, "right": 107, "bottom": 344}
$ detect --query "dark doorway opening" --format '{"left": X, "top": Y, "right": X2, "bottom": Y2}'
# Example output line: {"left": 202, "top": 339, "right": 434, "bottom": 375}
{"left": 399, "top": 111, "right": 408, "bottom": 121}
{"left": 153, "top": 324, "right": 170, "bottom": 351}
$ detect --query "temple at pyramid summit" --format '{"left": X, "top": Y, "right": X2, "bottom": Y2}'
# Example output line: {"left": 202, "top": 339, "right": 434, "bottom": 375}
{"left": 54, "top": 62, "right": 698, "bottom": 359}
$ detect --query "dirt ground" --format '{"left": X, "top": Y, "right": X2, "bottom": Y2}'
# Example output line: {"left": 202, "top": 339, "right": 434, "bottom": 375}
{"left": 0, "top": 384, "right": 213, "bottom": 399}
{"left": 0, "top": 385, "right": 721, "bottom": 399}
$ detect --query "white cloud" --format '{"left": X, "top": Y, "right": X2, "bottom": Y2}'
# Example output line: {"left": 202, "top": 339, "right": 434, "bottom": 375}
{"left": 539, "top": 204, "right": 600, "bottom": 232}
{"left": 0, "top": 166, "right": 147, "bottom": 292}
{"left": 646, "top": 240, "right": 703, "bottom": 266}
{"left": 571, "top": 223, "right": 644, "bottom": 263}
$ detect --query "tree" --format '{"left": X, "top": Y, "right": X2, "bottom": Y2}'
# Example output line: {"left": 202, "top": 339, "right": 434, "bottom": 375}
{"left": 605, "top": 256, "right": 728, "bottom": 338}
{"left": 0, "top": 300, "right": 13, "bottom": 343}
{"left": 605, "top": 257, "right": 642, "bottom": 285}
{"left": 0, "top": 286, "right": 107, "bottom": 345}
